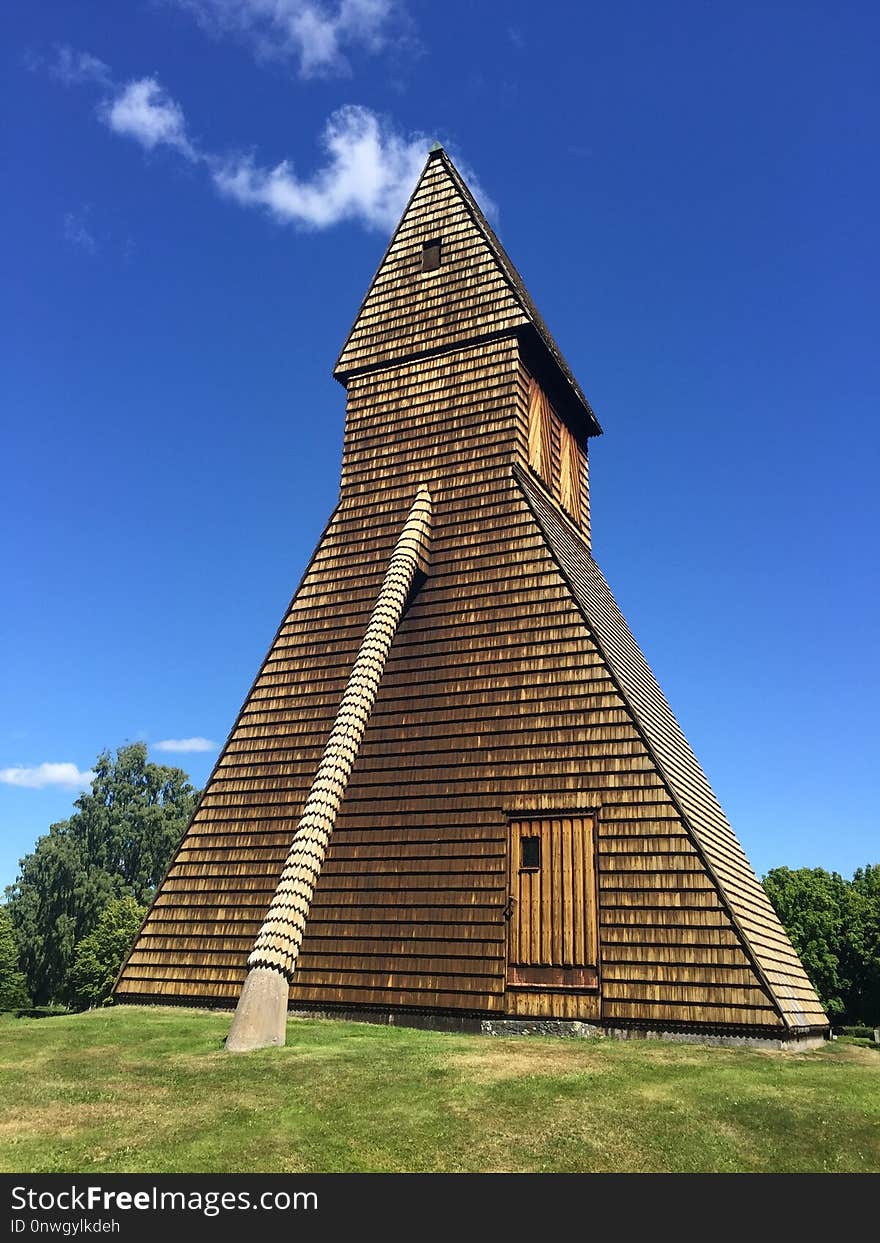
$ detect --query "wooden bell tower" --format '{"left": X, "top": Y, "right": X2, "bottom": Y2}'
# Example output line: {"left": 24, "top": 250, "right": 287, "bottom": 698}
{"left": 116, "top": 148, "right": 828, "bottom": 1044}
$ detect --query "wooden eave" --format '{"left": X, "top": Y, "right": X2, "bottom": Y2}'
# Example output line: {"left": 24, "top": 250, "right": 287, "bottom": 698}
{"left": 333, "top": 147, "right": 602, "bottom": 440}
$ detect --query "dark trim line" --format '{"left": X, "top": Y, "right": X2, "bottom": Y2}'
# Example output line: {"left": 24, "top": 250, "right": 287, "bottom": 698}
{"left": 114, "top": 996, "right": 828, "bottom": 1042}
{"left": 335, "top": 327, "right": 520, "bottom": 385}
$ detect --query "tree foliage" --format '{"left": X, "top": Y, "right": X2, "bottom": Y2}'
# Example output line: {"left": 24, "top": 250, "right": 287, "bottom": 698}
{"left": 69, "top": 896, "right": 147, "bottom": 1009}
{"left": 763, "top": 864, "right": 880, "bottom": 1025}
{"left": 0, "top": 905, "right": 30, "bottom": 1010}
{"left": 5, "top": 743, "right": 199, "bottom": 1005}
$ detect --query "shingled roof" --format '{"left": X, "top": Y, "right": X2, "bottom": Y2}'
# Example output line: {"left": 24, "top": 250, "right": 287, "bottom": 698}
{"left": 335, "top": 147, "right": 602, "bottom": 438}
{"left": 515, "top": 464, "right": 827, "bottom": 1031}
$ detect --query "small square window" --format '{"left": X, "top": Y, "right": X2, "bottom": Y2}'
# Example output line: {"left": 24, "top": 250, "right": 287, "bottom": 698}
{"left": 421, "top": 238, "right": 441, "bottom": 272}
{"left": 521, "top": 837, "right": 541, "bottom": 870}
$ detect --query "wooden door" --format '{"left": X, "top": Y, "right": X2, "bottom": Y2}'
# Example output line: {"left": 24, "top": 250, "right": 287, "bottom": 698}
{"left": 507, "top": 816, "right": 598, "bottom": 990}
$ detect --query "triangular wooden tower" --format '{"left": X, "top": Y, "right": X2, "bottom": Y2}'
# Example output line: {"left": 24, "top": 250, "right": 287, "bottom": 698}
{"left": 116, "top": 149, "right": 828, "bottom": 1042}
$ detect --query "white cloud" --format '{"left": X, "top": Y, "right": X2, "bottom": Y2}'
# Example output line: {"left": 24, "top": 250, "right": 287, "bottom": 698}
{"left": 100, "top": 78, "right": 197, "bottom": 159}
{"left": 174, "top": 0, "right": 403, "bottom": 77}
{"left": 152, "top": 738, "right": 216, "bottom": 753}
{"left": 51, "top": 45, "right": 112, "bottom": 87}
{"left": 0, "top": 763, "right": 96, "bottom": 791}
{"left": 56, "top": 57, "right": 491, "bottom": 236}
{"left": 213, "top": 105, "right": 427, "bottom": 230}
{"left": 63, "top": 210, "right": 96, "bottom": 252}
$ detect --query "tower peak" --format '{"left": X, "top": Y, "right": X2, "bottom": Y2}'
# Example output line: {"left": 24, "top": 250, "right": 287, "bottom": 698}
{"left": 334, "top": 147, "right": 601, "bottom": 438}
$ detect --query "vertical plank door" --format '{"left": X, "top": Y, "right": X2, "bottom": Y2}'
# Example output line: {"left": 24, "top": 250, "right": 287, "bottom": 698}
{"left": 507, "top": 816, "right": 598, "bottom": 988}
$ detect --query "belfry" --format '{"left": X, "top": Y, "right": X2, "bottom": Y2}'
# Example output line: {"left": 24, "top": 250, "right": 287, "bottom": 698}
{"left": 116, "top": 148, "right": 827, "bottom": 1045}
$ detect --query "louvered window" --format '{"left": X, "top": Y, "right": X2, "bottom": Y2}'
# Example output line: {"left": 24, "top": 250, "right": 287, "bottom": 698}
{"left": 527, "top": 378, "right": 554, "bottom": 482}
{"left": 559, "top": 422, "right": 584, "bottom": 526}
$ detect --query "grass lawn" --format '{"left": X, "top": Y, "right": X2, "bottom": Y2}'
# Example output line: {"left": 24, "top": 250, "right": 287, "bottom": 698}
{"left": 1, "top": 1006, "right": 877, "bottom": 1173}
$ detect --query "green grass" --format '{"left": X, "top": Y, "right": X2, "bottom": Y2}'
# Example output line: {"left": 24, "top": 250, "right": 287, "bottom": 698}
{"left": 1, "top": 1006, "right": 877, "bottom": 1173}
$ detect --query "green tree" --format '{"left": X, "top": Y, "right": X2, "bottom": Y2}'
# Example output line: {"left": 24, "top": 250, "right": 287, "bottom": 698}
{"left": 763, "top": 864, "right": 880, "bottom": 1025}
{"left": 849, "top": 865, "right": 880, "bottom": 1025}
{"left": 5, "top": 743, "right": 199, "bottom": 1005}
{"left": 6, "top": 823, "right": 116, "bottom": 1006}
{"left": 0, "top": 905, "right": 30, "bottom": 1010}
{"left": 69, "top": 896, "right": 146, "bottom": 1009}
{"left": 73, "top": 744, "right": 199, "bottom": 903}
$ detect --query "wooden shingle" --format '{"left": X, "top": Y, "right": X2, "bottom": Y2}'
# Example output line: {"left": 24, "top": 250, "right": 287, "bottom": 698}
{"left": 116, "top": 148, "right": 827, "bottom": 1039}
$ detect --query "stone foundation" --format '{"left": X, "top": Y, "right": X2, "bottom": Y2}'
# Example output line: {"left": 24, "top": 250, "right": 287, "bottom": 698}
{"left": 288, "top": 1006, "right": 828, "bottom": 1050}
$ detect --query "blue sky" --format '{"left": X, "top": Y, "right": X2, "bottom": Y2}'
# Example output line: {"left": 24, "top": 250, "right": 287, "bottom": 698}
{"left": 2, "top": 1, "right": 878, "bottom": 891}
